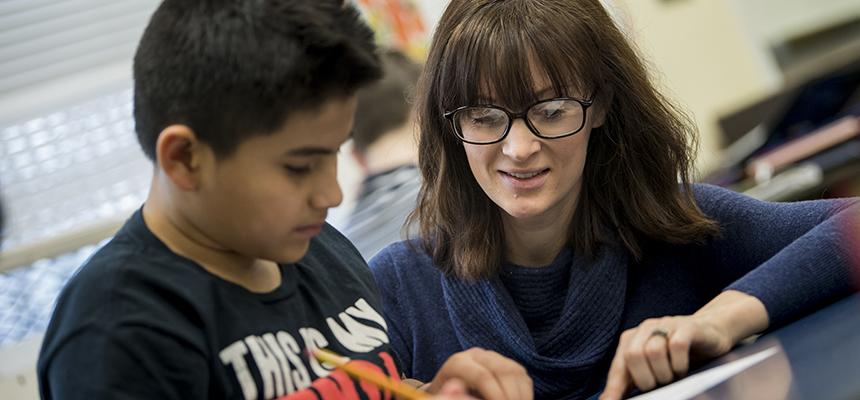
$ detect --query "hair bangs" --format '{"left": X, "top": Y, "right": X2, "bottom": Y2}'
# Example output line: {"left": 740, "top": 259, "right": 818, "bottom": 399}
{"left": 524, "top": 17, "right": 601, "bottom": 100}
{"left": 439, "top": 6, "right": 540, "bottom": 112}
{"left": 437, "top": 2, "right": 599, "bottom": 116}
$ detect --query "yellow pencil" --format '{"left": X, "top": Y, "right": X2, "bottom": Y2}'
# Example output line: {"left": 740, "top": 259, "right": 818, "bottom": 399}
{"left": 312, "top": 348, "right": 429, "bottom": 399}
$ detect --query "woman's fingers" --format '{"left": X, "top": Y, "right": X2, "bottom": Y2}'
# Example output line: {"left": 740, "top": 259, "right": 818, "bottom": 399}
{"left": 599, "top": 339, "right": 632, "bottom": 400}
{"left": 472, "top": 349, "right": 534, "bottom": 400}
{"left": 619, "top": 318, "right": 684, "bottom": 390}
{"left": 432, "top": 379, "right": 480, "bottom": 400}
{"left": 603, "top": 314, "right": 740, "bottom": 398}
{"left": 430, "top": 348, "right": 533, "bottom": 400}
{"left": 644, "top": 334, "right": 674, "bottom": 384}
{"left": 667, "top": 323, "right": 694, "bottom": 377}
{"left": 623, "top": 321, "right": 666, "bottom": 391}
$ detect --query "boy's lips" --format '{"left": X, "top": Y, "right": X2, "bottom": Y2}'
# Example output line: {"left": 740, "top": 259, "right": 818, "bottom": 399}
{"left": 294, "top": 223, "right": 324, "bottom": 238}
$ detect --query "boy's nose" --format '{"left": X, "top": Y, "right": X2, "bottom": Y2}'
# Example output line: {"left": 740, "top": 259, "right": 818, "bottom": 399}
{"left": 501, "top": 118, "right": 540, "bottom": 161}
{"left": 311, "top": 171, "right": 343, "bottom": 210}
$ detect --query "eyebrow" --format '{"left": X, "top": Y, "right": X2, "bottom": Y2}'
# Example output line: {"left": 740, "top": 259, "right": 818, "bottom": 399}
{"left": 535, "top": 86, "right": 556, "bottom": 97}
{"left": 535, "top": 85, "right": 585, "bottom": 98}
{"left": 477, "top": 86, "right": 572, "bottom": 104}
{"left": 283, "top": 147, "right": 339, "bottom": 157}
{"left": 282, "top": 130, "right": 352, "bottom": 157}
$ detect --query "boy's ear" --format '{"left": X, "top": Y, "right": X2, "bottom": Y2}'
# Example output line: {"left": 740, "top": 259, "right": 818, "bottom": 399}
{"left": 155, "top": 124, "right": 206, "bottom": 191}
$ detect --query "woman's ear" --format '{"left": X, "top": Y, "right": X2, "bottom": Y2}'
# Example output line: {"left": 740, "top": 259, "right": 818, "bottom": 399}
{"left": 154, "top": 124, "right": 206, "bottom": 191}
{"left": 590, "top": 88, "right": 614, "bottom": 128}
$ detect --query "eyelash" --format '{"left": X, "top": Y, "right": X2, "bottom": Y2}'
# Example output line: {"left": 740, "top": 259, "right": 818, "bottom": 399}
{"left": 284, "top": 164, "right": 311, "bottom": 174}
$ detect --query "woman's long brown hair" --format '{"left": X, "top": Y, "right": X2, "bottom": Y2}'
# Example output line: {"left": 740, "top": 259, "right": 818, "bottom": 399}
{"left": 410, "top": 0, "right": 719, "bottom": 280}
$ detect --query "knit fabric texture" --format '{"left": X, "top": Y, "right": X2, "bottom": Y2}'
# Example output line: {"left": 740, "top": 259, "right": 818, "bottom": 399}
{"left": 370, "top": 184, "right": 860, "bottom": 399}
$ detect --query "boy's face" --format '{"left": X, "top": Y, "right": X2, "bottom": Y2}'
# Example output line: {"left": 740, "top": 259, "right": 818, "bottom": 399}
{"left": 187, "top": 96, "right": 357, "bottom": 263}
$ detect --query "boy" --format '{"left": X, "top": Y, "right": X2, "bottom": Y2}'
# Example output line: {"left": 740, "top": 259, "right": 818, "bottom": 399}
{"left": 37, "top": 1, "right": 531, "bottom": 399}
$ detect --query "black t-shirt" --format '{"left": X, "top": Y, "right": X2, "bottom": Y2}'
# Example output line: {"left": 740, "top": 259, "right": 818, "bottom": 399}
{"left": 38, "top": 210, "right": 401, "bottom": 400}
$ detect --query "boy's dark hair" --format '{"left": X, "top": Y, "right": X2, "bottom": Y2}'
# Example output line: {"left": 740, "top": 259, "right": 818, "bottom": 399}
{"left": 133, "top": 0, "right": 382, "bottom": 160}
{"left": 352, "top": 49, "right": 422, "bottom": 154}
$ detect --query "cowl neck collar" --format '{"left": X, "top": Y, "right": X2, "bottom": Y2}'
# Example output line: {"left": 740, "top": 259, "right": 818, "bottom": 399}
{"left": 441, "top": 246, "right": 628, "bottom": 399}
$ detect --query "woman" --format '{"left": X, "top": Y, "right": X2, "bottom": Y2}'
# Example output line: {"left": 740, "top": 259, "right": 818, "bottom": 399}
{"left": 369, "top": 0, "right": 860, "bottom": 399}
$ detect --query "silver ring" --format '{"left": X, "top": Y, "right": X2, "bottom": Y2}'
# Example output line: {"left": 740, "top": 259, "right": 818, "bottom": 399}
{"left": 650, "top": 328, "right": 669, "bottom": 339}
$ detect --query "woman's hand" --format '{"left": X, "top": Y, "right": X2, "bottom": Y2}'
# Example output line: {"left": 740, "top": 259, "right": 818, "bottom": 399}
{"left": 430, "top": 379, "right": 480, "bottom": 400}
{"left": 599, "top": 290, "right": 769, "bottom": 400}
{"left": 427, "top": 347, "right": 533, "bottom": 400}
{"left": 598, "top": 314, "right": 732, "bottom": 399}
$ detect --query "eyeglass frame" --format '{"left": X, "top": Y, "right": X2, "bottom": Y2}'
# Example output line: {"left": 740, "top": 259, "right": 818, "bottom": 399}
{"left": 442, "top": 93, "right": 596, "bottom": 145}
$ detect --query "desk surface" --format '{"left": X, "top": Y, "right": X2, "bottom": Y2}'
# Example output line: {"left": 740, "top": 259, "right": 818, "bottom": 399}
{"left": 676, "top": 292, "right": 860, "bottom": 400}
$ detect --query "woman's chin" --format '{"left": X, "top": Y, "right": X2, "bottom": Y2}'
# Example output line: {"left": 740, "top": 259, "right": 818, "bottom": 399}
{"left": 502, "top": 205, "right": 546, "bottom": 220}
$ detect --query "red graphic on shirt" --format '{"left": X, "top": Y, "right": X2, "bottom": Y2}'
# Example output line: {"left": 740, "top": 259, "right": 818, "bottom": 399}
{"left": 279, "top": 352, "right": 400, "bottom": 400}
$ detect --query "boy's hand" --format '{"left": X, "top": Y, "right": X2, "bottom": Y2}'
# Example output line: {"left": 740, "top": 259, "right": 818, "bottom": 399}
{"left": 427, "top": 348, "right": 533, "bottom": 400}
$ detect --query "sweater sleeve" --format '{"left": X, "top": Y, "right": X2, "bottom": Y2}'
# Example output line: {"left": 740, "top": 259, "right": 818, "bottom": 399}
{"left": 368, "top": 244, "right": 415, "bottom": 377}
{"left": 693, "top": 184, "right": 860, "bottom": 328}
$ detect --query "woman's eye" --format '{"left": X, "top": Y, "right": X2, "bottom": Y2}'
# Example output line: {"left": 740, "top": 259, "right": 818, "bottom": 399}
{"left": 462, "top": 109, "right": 504, "bottom": 126}
{"left": 472, "top": 116, "right": 498, "bottom": 125}
{"left": 470, "top": 115, "right": 504, "bottom": 126}
{"left": 539, "top": 108, "right": 564, "bottom": 120}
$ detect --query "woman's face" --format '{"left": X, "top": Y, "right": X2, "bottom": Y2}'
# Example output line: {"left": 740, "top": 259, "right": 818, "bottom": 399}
{"left": 462, "top": 71, "right": 603, "bottom": 227}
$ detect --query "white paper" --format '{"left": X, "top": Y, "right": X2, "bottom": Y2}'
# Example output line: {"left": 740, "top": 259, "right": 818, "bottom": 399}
{"left": 628, "top": 346, "right": 779, "bottom": 400}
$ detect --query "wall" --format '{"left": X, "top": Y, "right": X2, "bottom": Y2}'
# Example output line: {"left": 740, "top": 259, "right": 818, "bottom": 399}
{"left": 611, "top": 0, "right": 778, "bottom": 174}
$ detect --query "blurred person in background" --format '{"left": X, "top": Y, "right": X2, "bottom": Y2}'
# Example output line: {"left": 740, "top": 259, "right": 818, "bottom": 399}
{"left": 0, "top": 194, "right": 4, "bottom": 245}
{"left": 344, "top": 49, "right": 422, "bottom": 260}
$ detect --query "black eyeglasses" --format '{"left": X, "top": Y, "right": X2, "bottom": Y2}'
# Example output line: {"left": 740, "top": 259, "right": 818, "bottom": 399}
{"left": 443, "top": 95, "right": 595, "bottom": 145}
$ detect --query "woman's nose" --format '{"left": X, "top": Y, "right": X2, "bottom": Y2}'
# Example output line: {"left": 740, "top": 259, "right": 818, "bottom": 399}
{"left": 501, "top": 118, "right": 541, "bottom": 161}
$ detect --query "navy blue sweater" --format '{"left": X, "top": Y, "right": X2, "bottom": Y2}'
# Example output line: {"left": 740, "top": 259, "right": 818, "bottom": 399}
{"left": 369, "top": 184, "right": 859, "bottom": 399}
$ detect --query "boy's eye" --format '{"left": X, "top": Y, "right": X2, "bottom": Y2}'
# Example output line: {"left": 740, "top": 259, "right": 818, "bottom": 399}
{"left": 284, "top": 164, "right": 311, "bottom": 174}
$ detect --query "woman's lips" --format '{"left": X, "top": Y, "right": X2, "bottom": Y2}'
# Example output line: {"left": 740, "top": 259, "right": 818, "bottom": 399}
{"left": 499, "top": 168, "right": 549, "bottom": 190}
